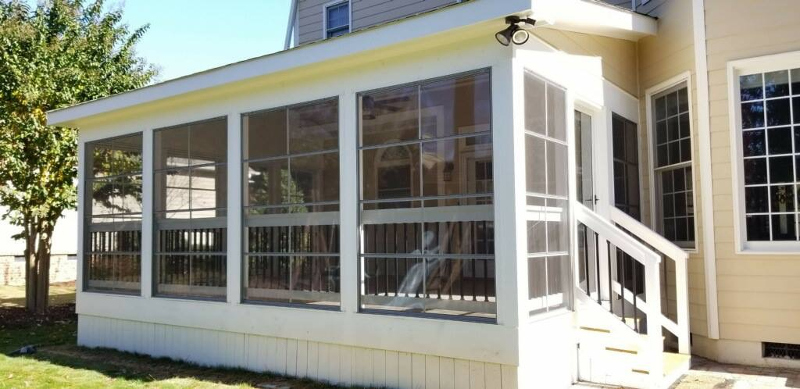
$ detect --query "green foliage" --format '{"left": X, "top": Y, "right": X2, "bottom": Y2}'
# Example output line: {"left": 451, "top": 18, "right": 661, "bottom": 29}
{"left": 0, "top": 0, "right": 156, "bottom": 237}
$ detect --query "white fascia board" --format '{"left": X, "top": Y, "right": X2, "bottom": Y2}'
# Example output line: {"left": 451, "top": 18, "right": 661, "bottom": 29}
{"left": 531, "top": 0, "right": 657, "bottom": 41}
{"left": 47, "top": 0, "right": 531, "bottom": 127}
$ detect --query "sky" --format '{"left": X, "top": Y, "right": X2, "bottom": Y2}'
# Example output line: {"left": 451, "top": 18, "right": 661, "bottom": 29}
{"left": 120, "top": 0, "right": 292, "bottom": 82}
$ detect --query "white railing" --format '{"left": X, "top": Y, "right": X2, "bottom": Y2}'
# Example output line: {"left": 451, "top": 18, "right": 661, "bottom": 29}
{"left": 609, "top": 207, "right": 690, "bottom": 355}
{"left": 574, "top": 202, "right": 692, "bottom": 384}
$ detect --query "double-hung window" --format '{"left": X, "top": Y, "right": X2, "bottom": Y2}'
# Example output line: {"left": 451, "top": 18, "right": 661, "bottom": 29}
{"left": 84, "top": 133, "right": 143, "bottom": 294}
{"left": 242, "top": 98, "right": 340, "bottom": 307}
{"left": 737, "top": 67, "right": 800, "bottom": 245}
{"left": 324, "top": 1, "right": 349, "bottom": 39}
{"left": 357, "top": 69, "right": 495, "bottom": 320}
{"left": 652, "top": 84, "right": 695, "bottom": 248}
{"left": 153, "top": 117, "right": 228, "bottom": 300}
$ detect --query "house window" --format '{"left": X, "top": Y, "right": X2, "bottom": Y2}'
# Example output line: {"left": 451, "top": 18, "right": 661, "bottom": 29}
{"left": 325, "top": 1, "right": 349, "bottom": 38}
{"left": 357, "top": 69, "right": 495, "bottom": 320}
{"left": 524, "top": 70, "right": 571, "bottom": 315}
{"left": 739, "top": 68, "right": 800, "bottom": 243}
{"left": 153, "top": 117, "right": 228, "bottom": 300}
{"left": 84, "top": 133, "right": 143, "bottom": 294}
{"left": 652, "top": 84, "right": 695, "bottom": 248}
{"left": 242, "top": 98, "right": 340, "bottom": 307}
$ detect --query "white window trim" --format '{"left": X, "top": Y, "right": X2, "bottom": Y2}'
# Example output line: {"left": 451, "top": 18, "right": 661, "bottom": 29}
{"left": 728, "top": 50, "right": 800, "bottom": 254}
{"left": 644, "top": 71, "right": 699, "bottom": 253}
{"left": 322, "top": 0, "right": 351, "bottom": 40}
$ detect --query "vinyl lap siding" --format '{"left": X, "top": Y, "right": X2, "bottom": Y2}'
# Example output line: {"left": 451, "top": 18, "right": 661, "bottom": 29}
{"left": 703, "top": 0, "right": 800, "bottom": 345}
{"left": 297, "top": 0, "right": 460, "bottom": 45}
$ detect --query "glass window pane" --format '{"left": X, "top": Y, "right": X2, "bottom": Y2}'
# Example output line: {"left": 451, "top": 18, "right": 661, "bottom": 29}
{"left": 155, "top": 126, "right": 189, "bottom": 169}
{"left": 547, "top": 84, "right": 567, "bottom": 141}
{"left": 155, "top": 170, "right": 191, "bottom": 212}
{"left": 290, "top": 152, "right": 339, "bottom": 204}
{"left": 678, "top": 88, "right": 689, "bottom": 113}
{"left": 289, "top": 99, "right": 339, "bottom": 154}
{"left": 524, "top": 72, "right": 546, "bottom": 135}
{"left": 245, "top": 109, "right": 287, "bottom": 159}
{"left": 770, "top": 185, "right": 795, "bottom": 213}
{"left": 792, "top": 69, "right": 800, "bottom": 94}
{"left": 191, "top": 165, "right": 226, "bottom": 211}
{"left": 667, "top": 92, "right": 678, "bottom": 116}
{"left": 361, "top": 86, "right": 419, "bottom": 146}
{"left": 424, "top": 221, "right": 494, "bottom": 255}
{"left": 771, "top": 214, "right": 796, "bottom": 241}
{"left": 190, "top": 118, "right": 227, "bottom": 165}
{"left": 526, "top": 135, "right": 546, "bottom": 194}
{"left": 744, "top": 158, "right": 767, "bottom": 185}
{"left": 769, "top": 156, "right": 793, "bottom": 183}
{"left": 546, "top": 199, "right": 568, "bottom": 252}
{"left": 741, "top": 101, "right": 765, "bottom": 129}
{"left": 766, "top": 99, "right": 791, "bottom": 127}
{"left": 745, "top": 186, "right": 768, "bottom": 213}
{"left": 246, "top": 158, "right": 289, "bottom": 207}
{"left": 420, "top": 72, "right": 491, "bottom": 139}
{"left": 546, "top": 255, "right": 569, "bottom": 310}
{"left": 768, "top": 127, "right": 792, "bottom": 155}
{"left": 421, "top": 137, "right": 493, "bottom": 200}
{"left": 740, "top": 74, "right": 763, "bottom": 101}
{"left": 547, "top": 142, "right": 568, "bottom": 197}
{"left": 527, "top": 219, "right": 546, "bottom": 254}
{"left": 362, "top": 144, "right": 420, "bottom": 201}
{"left": 765, "top": 70, "right": 790, "bottom": 98}
{"left": 656, "top": 96, "right": 667, "bottom": 120}
{"left": 745, "top": 215, "right": 770, "bottom": 241}
{"left": 743, "top": 130, "right": 766, "bottom": 157}
{"left": 679, "top": 113, "right": 690, "bottom": 139}
{"left": 667, "top": 117, "right": 679, "bottom": 142}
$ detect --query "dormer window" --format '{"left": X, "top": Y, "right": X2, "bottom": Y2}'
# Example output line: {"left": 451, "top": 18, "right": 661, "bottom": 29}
{"left": 324, "top": 1, "right": 349, "bottom": 38}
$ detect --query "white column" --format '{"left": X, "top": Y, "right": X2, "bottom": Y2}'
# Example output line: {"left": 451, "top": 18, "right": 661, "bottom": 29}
{"left": 339, "top": 93, "right": 359, "bottom": 313}
{"left": 76, "top": 137, "right": 86, "bottom": 300}
{"left": 141, "top": 129, "right": 154, "bottom": 298}
{"left": 227, "top": 113, "right": 243, "bottom": 304}
{"left": 493, "top": 54, "right": 525, "bottom": 328}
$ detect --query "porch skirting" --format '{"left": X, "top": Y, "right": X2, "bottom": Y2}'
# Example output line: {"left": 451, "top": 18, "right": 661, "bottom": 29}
{"left": 77, "top": 315, "right": 519, "bottom": 389}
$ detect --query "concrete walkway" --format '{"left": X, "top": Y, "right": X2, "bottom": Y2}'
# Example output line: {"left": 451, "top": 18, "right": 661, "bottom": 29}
{"left": 670, "top": 357, "right": 800, "bottom": 389}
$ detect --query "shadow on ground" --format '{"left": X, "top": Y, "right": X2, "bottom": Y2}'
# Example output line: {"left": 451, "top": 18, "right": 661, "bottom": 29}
{"left": 671, "top": 357, "right": 800, "bottom": 389}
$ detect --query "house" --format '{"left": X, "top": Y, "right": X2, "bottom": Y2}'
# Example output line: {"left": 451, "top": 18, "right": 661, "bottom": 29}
{"left": 45, "top": 0, "right": 800, "bottom": 387}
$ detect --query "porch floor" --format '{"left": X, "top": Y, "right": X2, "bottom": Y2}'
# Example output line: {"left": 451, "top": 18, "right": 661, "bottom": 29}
{"left": 573, "top": 357, "right": 800, "bottom": 388}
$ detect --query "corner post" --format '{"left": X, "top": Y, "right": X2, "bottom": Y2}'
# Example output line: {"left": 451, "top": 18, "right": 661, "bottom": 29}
{"left": 141, "top": 129, "right": 154, "bottom": 298}
{"left": 227, "top": 113, "right": 243, "bottom": 304}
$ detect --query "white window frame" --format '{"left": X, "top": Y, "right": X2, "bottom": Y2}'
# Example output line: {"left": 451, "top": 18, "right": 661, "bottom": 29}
{"left": 322, "top": 0, "right": 351, "bottom": 40}
{"left": 728, "top": 50, "right": 800, "bottom": 254}
{"left": 645, "top": 71, "right": 699, "bottom": 252}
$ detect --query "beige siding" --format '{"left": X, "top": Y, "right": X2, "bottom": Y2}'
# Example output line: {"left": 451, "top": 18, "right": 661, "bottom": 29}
{"left": 297, "top": 0, "right": 459, "bottom": 45}
{"left": 532, "top": 29, "right": 639, "bottom": 97}
{"left": 635, "top": 0, "right": 709, "bottom": 338}
{"left": 703, "top": 0, "right": 800, "bottom": 346}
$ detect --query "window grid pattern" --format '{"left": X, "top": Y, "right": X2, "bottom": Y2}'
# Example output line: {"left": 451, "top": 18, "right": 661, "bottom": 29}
{"left": 154, "top": 117, "right": 228, "bottom": 300}
{"left": 653, "top": 85, "right": 695, "bottom": 246}
{"left": 524, "top": 70, "right": 571, "bottom": 315}
{"left": 740, "top": 68, "right": 800, "bottom": 241}
{"left": 325, "top": 2, "right": 349, "bottom": 38}
{"left": 84, "top": 133, "right": 143, "bottom": 294}
{"left": 357, "top": 69, "right": 496, "bottom": 320}
{"left": 243, "top": 98, "right": 340, "bottom": 307}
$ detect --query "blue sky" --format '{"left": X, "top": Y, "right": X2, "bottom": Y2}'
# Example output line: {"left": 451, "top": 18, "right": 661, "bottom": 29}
{"left": 120, "top": 0, "right": 291, "bottom": 82}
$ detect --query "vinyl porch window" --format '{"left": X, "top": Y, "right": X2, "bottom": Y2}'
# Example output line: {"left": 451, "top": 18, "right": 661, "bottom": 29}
{"left": 357, "top": 69, "right": 496, "bottom": 320}
{"left": 242, "top": 98, "right": 340, "bottom": 307}
{"left": 84, "top": 133, "right": 143, "bottom": 294}
{"left": 153, "top": 117, "right": 228, "bottom": 300}
{"left": 325, "top": 1, "right": 349, "bottom": 38}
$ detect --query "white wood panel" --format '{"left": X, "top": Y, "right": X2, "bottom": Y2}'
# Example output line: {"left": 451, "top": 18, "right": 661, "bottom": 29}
{"left": 78, "top": 315, "right": 519, "bottom": 389}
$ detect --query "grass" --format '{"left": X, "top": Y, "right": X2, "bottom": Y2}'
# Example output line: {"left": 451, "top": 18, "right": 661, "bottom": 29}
{"left": 0, "top": 282, "right": 76, "bottom": 307}
{"left": 0, "top": 284, "right": 339, "bottom": 389}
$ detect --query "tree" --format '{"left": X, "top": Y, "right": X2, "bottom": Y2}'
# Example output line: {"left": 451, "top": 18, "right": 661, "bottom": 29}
{"left": 0, "top": 0, "right": 157, "bottom": 313}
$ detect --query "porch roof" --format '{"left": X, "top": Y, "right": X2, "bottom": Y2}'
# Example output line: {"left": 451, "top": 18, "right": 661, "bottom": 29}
{"left": 47, "top": 0, "right": 656, "bottom": 128}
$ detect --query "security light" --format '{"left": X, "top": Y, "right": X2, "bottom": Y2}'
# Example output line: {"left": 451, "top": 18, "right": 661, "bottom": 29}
{"left": 495, "top": 16, "right": 537, "bottom": 46}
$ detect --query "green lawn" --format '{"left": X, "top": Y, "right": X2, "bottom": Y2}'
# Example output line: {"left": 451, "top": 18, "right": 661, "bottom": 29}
{"left": 0, "top": 285, "right": 339, "bottom": 389}
{"left": 0, "top": 282, "right": 76, "bottom": 308}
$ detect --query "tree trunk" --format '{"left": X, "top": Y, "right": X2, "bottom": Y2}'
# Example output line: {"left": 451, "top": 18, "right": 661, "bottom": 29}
{"left": 24, "top": 220, "right": 38, "bottom": 312}
{"left": 35, "top": 227, "right": 52, "bottom": 314}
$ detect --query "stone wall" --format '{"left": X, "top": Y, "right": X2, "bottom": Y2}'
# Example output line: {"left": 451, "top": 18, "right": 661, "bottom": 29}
{"left": 0, "top": 255, "right": 77, "bottom": 286}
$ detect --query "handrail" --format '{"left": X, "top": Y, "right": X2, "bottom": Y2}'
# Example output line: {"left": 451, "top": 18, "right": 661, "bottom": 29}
{"left": 609, "top": 206, "right": 691, "bottom": 355}
{"left": 574, "top": 204, "right": 661, "bottom": 266}
{"left": 609, "top": 207, "right": 688, "bottom": 263}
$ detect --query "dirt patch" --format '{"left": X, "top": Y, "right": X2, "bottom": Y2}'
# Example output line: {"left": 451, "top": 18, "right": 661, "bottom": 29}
{"left": 0, "top": 303, "right": 76, "bottom": 330}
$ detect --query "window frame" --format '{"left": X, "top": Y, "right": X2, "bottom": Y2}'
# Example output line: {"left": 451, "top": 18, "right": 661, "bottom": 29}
{"left": 239, "top": 96, "right": 342, "bottom": 309}
{"left": 322, "top": 0, "right": 351, "bottom": 40}
{"left": 83, "top": 132, "right": 144, "bottom": 295}
{"left": 728, "top": 50, "right": 800, "bottom": 254}
{"left": 355, "top": 67, "right": 497, "bottom": 322}
{"left": 645, "top": 72, "right": 698, "bottom": 251}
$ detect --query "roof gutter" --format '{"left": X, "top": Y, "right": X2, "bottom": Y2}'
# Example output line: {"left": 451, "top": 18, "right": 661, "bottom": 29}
{"left": 284, "top": 0, "right": 298, "bottom": 50}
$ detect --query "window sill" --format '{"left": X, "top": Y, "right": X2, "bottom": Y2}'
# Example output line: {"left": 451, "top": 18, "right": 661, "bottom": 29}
{"left": 737, "top": 241, "right": 800, "bottom": 255}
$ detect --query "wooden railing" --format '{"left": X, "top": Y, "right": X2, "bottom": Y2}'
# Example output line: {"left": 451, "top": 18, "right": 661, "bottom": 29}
{"left": 574, "top": 203, "right": 665, "bottom": 382}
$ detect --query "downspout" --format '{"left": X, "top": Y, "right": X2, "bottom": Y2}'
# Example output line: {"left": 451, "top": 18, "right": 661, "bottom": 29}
{"left": 284, "top": 0, "right": 298, "bottom": 50}
{"left": 691, "top": 0, "right": 720, "bottom": 340}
